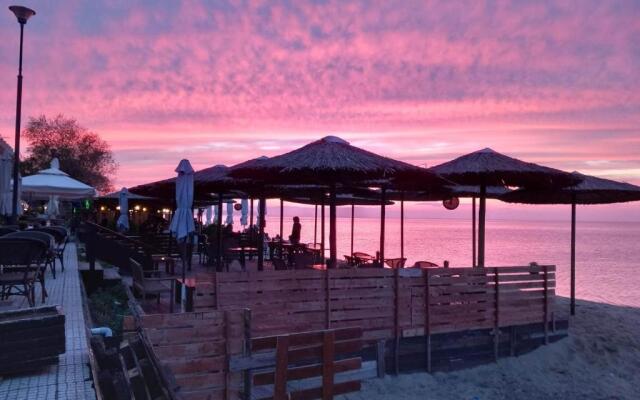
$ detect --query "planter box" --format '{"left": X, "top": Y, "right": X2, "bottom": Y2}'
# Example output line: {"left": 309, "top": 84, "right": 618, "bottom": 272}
{"left": 0, "top": 305, "right": 66, "bottom": 375}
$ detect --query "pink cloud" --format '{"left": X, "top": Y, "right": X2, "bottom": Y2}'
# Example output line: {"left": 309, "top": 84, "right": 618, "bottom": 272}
{"left": 0, "top": 0, "right": 637, "bottom": 199}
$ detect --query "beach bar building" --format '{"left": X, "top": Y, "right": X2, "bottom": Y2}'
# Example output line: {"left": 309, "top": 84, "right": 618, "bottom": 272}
{"left": 81, "top": 138, "right": 587, "bottom": 399}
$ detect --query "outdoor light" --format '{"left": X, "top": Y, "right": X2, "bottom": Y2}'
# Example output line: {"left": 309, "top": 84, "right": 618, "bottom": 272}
{"left": 142, "top": 207, "right": 147, "bottom": 212}
{"left": 116, "top": 206, "right": 120, "bottom": 210}
{"left": 9, "top": 5, "right": 35, "bottom": 23}
{"left": 134, "top": 205, "right": 141, "bottom": 211}
{"left": 100, "top": 206, "right": 106, "bottom": 211}
{"left": 8, "top": 5, "right": 36, "bottom": 223}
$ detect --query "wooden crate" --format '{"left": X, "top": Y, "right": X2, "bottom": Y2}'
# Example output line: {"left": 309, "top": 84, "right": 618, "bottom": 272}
{"left": 0, "top": 305, "right": 65, "bottom": 375}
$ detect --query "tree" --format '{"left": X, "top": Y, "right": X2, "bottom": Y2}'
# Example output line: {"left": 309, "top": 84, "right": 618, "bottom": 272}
{"left": 21, "top": 114, "right": 118, "bottom": 193}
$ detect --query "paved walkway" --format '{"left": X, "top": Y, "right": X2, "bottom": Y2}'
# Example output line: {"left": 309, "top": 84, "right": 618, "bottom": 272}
{"left": 0, "top": 242, "right": 96, "bottom": 400}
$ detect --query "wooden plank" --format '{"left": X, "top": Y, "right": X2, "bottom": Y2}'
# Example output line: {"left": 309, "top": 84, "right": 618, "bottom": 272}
{"left": 252, "top": 358, "right": 361, "bottom": 386}
{"left": 252, "top": 361, "right": 376, "bottom": 400}
{"left": 325, "top": 270, "right": 331, "bottom": 329}
{"left": 252, "top": 327, "right": 361, "bottom": 352}
{"left": 231, "top": 339, "right": 361, "bottom": 372}
{"left": 322, "top": 330, "right": 335, "bottom": 400}
{"left": 274, "top": 335, "right": 289, "bottom": 400}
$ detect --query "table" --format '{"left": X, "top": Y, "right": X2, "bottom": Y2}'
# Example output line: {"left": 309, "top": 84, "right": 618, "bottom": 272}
{"left": 151, "top": 254, "right": 178, "bottom": 275}
{"left": 227, "top": 246, "right": 258, "bottom": 269}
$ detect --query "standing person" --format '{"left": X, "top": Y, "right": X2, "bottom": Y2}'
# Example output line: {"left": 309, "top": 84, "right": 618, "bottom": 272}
{"left": 289, "top": 216, "right": 301, "bottom": 244}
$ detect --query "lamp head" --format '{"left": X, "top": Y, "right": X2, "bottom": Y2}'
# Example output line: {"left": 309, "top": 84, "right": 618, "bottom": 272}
{"left": 9, "top": 5, "right": 36, "bottom": 25}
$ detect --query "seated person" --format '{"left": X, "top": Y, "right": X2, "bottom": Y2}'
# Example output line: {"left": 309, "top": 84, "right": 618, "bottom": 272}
{"left": 289, "top": 216, "right": 301, "bottom": 244}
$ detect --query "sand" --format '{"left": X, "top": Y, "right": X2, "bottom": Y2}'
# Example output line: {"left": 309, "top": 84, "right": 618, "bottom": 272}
{"left": 339, "top": 297, "right": 640, "bottom": 400}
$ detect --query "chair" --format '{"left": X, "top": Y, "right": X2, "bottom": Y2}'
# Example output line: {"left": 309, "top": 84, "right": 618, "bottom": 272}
{"left": 272, "top": 257, "right": 288, "bottom": 271}
{"left": 352, "top": 252, "right": 375, "bottom": 266}
{"left": 292, "top": 252, "right": 316, "bottom": 270}
{"left": 130, "top": 258, "right": 174, "bottom": 312}
{"left": 0, "top": 238, "right": 47, "bottom": 307}
{"left": 5, "top": 231, "right": 58, "bottom": 278}
{"left": 413, "top": 261, "right": 439, "bottom": 268}
{"left": 385, "top": 258, "right": 407, "bottom": 269}
{"left": 197, "top": 234, "right": 209, "bottom": 264}
{"left": 34, "top": 227, "right": 69, "bottom": 273}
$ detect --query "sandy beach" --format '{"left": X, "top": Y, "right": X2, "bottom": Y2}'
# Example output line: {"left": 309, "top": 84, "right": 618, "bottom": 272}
{"left": 340, "top": 297, "right": 640, "bottom": 400}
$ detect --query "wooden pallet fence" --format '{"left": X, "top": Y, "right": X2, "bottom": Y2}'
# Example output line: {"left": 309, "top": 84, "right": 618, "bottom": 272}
{"left": 229, "top": 327, "right": 375, "bottom": 400}
{"left": 137, "top": 311, "right": 246, "bottom": 400}
{"left": 191, "top": 265, "right": 555, "bottom": 370}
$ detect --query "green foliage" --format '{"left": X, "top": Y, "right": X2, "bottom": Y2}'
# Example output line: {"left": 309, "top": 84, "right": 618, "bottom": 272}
{"left": 21, "top": 114, "right": 118, "bottom": 193}
{"left": 88, "top": 284, "right": 130, "bottom": 338}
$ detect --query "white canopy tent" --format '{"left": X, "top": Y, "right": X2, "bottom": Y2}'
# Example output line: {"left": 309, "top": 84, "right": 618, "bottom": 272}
{"left": 21, "top": 158, "right": 96, "bottom": 200}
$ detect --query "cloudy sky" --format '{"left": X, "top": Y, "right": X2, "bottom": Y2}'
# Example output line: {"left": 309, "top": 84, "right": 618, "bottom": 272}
{"left": 1, "top": 0, "right": 639, "bottom": 220}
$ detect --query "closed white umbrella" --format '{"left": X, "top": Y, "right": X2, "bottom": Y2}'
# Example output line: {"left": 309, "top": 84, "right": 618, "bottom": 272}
{"left": 240, "top": 198, "right": 248, "bottom": 226}
{"left": 46, "top": 195, "right": 59, "bottom": 217}
{"left": 116, "top": 187, "right": 130, "bottom": 232}
{"left": 169, "top": 159, "right": 195, "bottom": 241}
{"left": 205, "top": 206, "right": 213, "bottom": 226}
{"left": 225, "top": 201, "right": 234, "bottom": 225}
{"left": 0, "top": 152, "right": 11, "bottom": 216}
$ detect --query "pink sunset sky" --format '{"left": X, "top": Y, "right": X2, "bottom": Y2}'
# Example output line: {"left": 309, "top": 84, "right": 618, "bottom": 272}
{"left": 0, "top": 1, "right": 639, "bottom": 221}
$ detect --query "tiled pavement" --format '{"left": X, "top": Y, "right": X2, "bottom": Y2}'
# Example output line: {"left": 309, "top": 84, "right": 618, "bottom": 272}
{"left": 0, "top": 242, "right": 97, "bottom": 400}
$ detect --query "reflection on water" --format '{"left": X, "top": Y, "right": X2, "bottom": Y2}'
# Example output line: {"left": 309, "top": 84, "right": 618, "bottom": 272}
{"left": 262, "top": 216, "right": 640, "bottom": 308}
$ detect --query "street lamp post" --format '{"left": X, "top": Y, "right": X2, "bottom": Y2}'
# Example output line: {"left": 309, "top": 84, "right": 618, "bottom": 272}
{"left": 9, "top": 5, "right": 36, "bottom": 223}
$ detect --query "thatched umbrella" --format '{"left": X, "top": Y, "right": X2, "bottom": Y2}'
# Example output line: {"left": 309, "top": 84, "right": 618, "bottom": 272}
{"left": 231, "top": 136, "right": 449, "bottom": 268}
{"left": 502, "top": 171, "right": 640, "bottom": 314}
{"left": 430, "top": 148, "right": 577, "bottom": 267}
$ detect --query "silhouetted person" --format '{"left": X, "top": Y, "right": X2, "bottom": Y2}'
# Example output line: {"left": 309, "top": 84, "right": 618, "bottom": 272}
{"left": 289, "top": 216, "right": 301, "bottom": 244}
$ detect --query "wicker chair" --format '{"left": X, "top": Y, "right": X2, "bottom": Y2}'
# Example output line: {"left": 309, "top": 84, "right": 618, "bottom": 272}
{"left": 0, "top": 227, "right": 17, "bottom": 237}
{"left": 272, "top": 257, "right": 288, "bottom": 271}
{"left": 0, "top": 238, "right": 47, "bottom": 306}
{"left": 5, "top": 231, "right": 58, "bottom": 278}
{"left": 34, "top": 227, "right": 69, "bottom": 273}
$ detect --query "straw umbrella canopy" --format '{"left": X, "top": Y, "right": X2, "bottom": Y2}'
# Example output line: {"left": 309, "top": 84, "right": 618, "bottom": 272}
{"left": 430, "top": 148, "right": 578, "bottom": 267}
{"left": 502, "top": 171, "right": 640, "bottom": 315}
{"left": 230, "top": 136, "right": 450, "bottom": 269}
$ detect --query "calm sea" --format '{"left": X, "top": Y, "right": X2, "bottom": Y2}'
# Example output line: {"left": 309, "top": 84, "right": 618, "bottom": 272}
{"left": 261, "top": 216, "right": 640, "bottom": 308}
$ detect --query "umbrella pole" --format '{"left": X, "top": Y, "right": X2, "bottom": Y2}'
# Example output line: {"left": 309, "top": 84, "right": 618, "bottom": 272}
{"left": 257, "top": 196, "right": 266, "bottom": 271}
{"left": 279, "top": 198, "right": 284, "bottom": 258}
{"left": 321, "top": 198, "right": 325, "bottom": 264}
{"left": 472, "top": 197, "right": 476, "bottom": 267}
{"left": 571, "top": 197, "right": 576, "bottom": 315}
{"left": 380, "top": 188, "right": 386, "bottom": 266}
{"left": 400, "top": 192, "right": 405, "bottom": 263}
{"left": 314, "top": 204, "right": 318, "bottom": 246}
{"left": 350, "top": 202, "right": 354, "bottom": 260}
{"left": 250, "top": 198, "right": 254, "bottom": 229}
{"left": 478, "top": 185, "right": 486, "bottom": 268}
{"left": 217, "top": 193, "right": 224, "bottom": 271}
{"left": 329, "top": 185, "right": 337, "bottom": 269}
